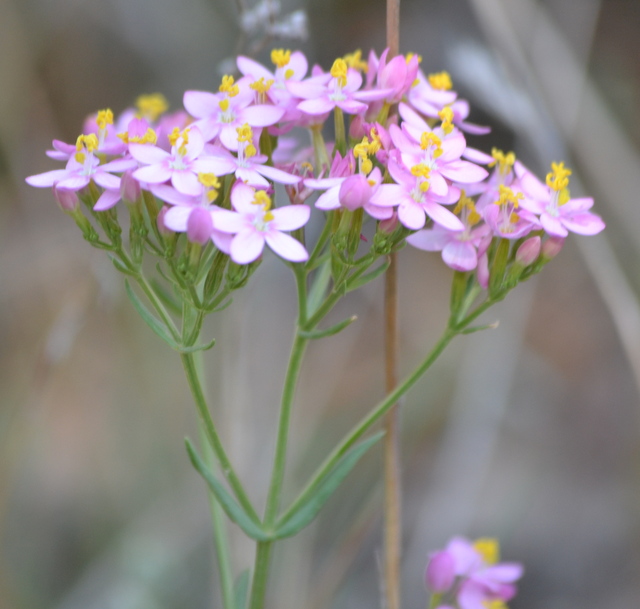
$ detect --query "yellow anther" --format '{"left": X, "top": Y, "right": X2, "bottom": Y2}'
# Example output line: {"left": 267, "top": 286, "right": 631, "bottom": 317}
{"left": 96, "top": 109, "right": 114, "bottom": 130}
{"left": 219, "top": 98, "right": 230, "bottom": 112}
{"left": 74, "top": 151, "right": 86, "bottom": 163}
{"left": 558, "top": 188, "right": 570, "bottom": 206}
{"left": 250, "top": 77, "right": 275, "bottom": 95}
{"left": 495, "top": 184, "right": 523, "bottom": 208}
{"left": 369, "top": 127, "right": 383, "bottom": 153}
{"left": 76, "top": 133, "right": 99, "bottom": 152}
{"left": 168, "top": 127, "right": 189, "bottom": 155}
{"left": 330, "top": 58, "right": 348, "bottom": 88}
{"left": 546, "top": 161, "right": 572, "bottom": 191}
{"left": 219, "top": 75, "right": 240, "bottom": 97}
{"left": 420, "top": 132, "right": 443, "bottom": 157}
{"left": 405, "top": 52, "right": 422, "bottom": 64}
{"left": 488, "top": 148, "right": 516, "bottom": 176}
{"left": 343, "top": 49, "right": 368, "bottom": 73}
{"left": 360, "top": 157, "right": 373, "bottom": 174}
{"left": 198, "top": 173, "right": 221, "bottom": 189}
{"left": 252, "top": 190, "right": 272, "bottom": 211}
{"left": 411, "top": 163, "right": 431, "bottom": 178}
{"left": 454, "top": 191, "right": 481, "bottom": 226}
{"left": 483, "top": 601, "right": 508, "bottom": 609}
{"left": 428, "top": 71, "right": 453, "bottom": 91}
{"left": 353, "top": 136, "right": 371, "bottom": 159}
{"left": 439, "top": 106, "right": 455, "bottom": 135}
{"left": 284, "top": 68, "right": 295, "bottom": 80}
{"left": 168, "top": 127, "right": 181, "bottom": 147}
{"left": 236, "top": 123, "right": 254, "bottom": 143}
{"left": 136, "top": 93, "right": 169, "bottom": 122}
{"left": 271, "top": 49, "right": 292, "bottom": 68}
{"left": 301, "top": 162, "right": 314, "bottom": 174}
{"left": 119, "top": 128, "right": 157, "bottom": 145}
{"left": 419, "top": 181, "right": 431, "bottom": 193}
{"left": 473, "top": 538, "right": 500, "bottom": 565}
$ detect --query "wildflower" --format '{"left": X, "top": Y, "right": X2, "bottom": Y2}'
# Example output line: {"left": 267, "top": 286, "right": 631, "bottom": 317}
{"left": 214, "top": 182, "right": 310, "bottom": 264}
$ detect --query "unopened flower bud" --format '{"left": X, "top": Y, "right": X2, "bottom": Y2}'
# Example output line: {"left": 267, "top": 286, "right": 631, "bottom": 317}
{"left": 425, "top": 551, "right": 456, "bottom": 593}
{"left": 187, "top": 208, "right": 213, "bottom": 245}
{"left": 515, "top": 236, "right": 541, "bottom": 267}
{"left": 541, "top": 235, "right": 565, "bottom": 261}
{"left": 120, "top": 169, "right": 141, "bottom": 203}
{"left": 53, "top": 185, "right": 79, "bottom": 212}
{"left": 349, "top": 115, "right": 366, "bottom": 140}
{"left": 339, "top": 174, "right": 372, "bottom": 211}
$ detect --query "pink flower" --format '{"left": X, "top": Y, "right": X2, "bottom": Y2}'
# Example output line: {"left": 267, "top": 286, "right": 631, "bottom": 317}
{"left": 214, "top": 182, "right": 310, "bottom": 264}
{"left": 517, "top": 161, "right": 605, "bottom": 237}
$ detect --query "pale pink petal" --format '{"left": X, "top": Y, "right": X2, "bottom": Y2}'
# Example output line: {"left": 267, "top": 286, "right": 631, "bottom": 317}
{"left": 237, "top": 56, "right": 273, "bottom": 81}
{"left": 172, "top": 171, "right": 201, "bottom": 196}
{"left": 193, "top": 156, "right": 237, "bottom": 176}
{"left": 442, "top": 240, "right": 478, "bottom": 271}
{"left": 406, "top": 229, "right": 451, "bottom": 251}
{"left": 462, "top": 147, "right": 494, "bottom": 164}
{"left": 102, "top": 158, "right": 138, "bottom": 172}
{"left": 440, "top": 133, "right": 467, "bottom": 162}
{"left": 459, "top": 121, "right": 491, "bottom": 135}
{"left": 129, "top": 144, "right": 170, "bottom": 165}
{"left": 398, "top": 201, "right": 426, "bottom": 230}
{"left": 315, "top": 186, "right": 341, "bottom": 210}
{"left": 298, "top": 97, "right": 336, "bottom": 115}
{"left": 57, "top": 175, "right": 90, "bottom": 190}
{"left": 133, "top": 164, "right": 173, "bottom": 184}
{"left": 271, "top": 205, "right": 310, "bottom": 230}
{"left": 429, "top": 172, "right": 449, "bottom": 197}
{"left": 231, "top": 182, "right": 258, "bottom": 213}
{"left": 561, "top": 197, "right": 594, "bottom": 212}
{"left": 183, "top": 90, "right": 220, "bottom": 119}
{"left": 151, "top": 184, "right": 197, "bottom": 206}
{"left": 94, "top": 189, "right": 121, "bottom": 211}
{"left": 343, "top": 69, "right": 363, "bottom": 92}
{"left": 370, "top": 183, "right": 406, "bottom": 207}
{"left": 214, "top": 209, "right": 247, "bottom": 233}
{"left": 363, "top": 203, "right": 393, "bottom": 220}
{"left": 164, "top": 205, "right": 193, "bottom": 231}
{"left": 211, "top": 229, "right": 233, "bottom": 254}
{"left": 287, "top": 78, "right": 330, "bottom": 100}
{"left": 254, "top": 164, "right": 301, "bottom": 185}
{"left": 286, "top": 52, "right": 308, "bottom": 79}
{"left": 184, "top": 128, "right": 205, "bottom": 160}
{"left": 219, "top": 125, "right": 241, "bottom": 151}
{"left": 541, "top": 213, "right": 569, "bottom": 237}
{"left": 93, "top": 172, "right": 121, "bottom": 190}
{"left": 336, "top": 99, "right": 368, "bottom": 114}
{"left": 25, "top": 169, "right": 70, "bottom": 187}
{"left": 241, "top": 105, "right": 285, "bottom": 127}
{"left": 305, "top": 177, "right": 345, "bottom": 190}
{"left": 236, "top": 167, "right": 269, "bottom": 187}
{"left": 423, "top": 201, "right": 465, "bottom": 231}
{"left": 231, "top": 229, "right": 265, "bottom": 264}
{"left": 561, "top": 212, "right": 605, "bottom": 235}
{"left": 265, "top": 230, "right": 308, "bottom": 261}
{"left": 439, "top": 160, "right": 488, "bottom": 183}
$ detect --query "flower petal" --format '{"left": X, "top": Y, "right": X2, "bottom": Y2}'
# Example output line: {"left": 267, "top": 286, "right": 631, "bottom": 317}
{"left": 265, "top": 230, "right": 308, "bottom": 262}
{"left": 231, "top": 229, "right": 265, "bottom": 264}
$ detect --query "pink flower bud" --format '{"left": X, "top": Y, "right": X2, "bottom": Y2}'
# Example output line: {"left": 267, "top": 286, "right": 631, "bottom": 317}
{"left": 541, "top": 235, "right": 565, "bottom": 260}
{"left": 515, "top": 236, "right": 541, "bottom": 267}
{"left": 349, "top": 114, "right": 366, "bottom": 140}
{"left": 425, "top": 551, "right": 456, "bottom": 593}
{"left": 339, "top": 174, "right": 372, "bottom": 211}
{"left": 378, "top": 211, "right": 399, "bottom": 234}
{"left": 187, "top": 208, "right": 213, "bottom": 245}
{"left": 120, "top": 169, "right": 141, "bottom": 203}
{"left": 53, "top": 184, "right": 79, "bottom": 212}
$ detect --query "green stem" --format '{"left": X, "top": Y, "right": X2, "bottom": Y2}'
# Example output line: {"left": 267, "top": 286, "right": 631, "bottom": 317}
{"left": 181, "top": 352, "right": 260, "bottom": 524}
{"left": 278, "top": 325, "right": 458, "bottom": 525}
{"left": 248, "top": 267, "right": 309, "bottom": 609}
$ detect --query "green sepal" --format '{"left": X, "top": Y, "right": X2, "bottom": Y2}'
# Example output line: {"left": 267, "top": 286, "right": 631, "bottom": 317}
{"left": 125, "top": 280, "right": 180, "bottom": 348}
{"left": 109, "top": 255, "right": 136, "bottom": 277}
{"left": 177, "top": 338, "right": 216, "bottom": 353}
{"left": 185, "top": 439, "right": 271, "bottom": 541}
{"left": 460, "top": 321, "right": 499, "bottom": 335}
{"left": 489, "top": 238, "right": 510, "bottom": 298}
{"left": 206, "top": 298, "right": 233, "bottom": 314}
{"left": 298, "top": 315, "right": 357, "bottom": 339}
{"left": 234, "top": 569, "right": 251, "bottom": 609}
{"left": 347, "top": 257, "right": 390, "bottom": 292}
{"left": 273, "top": 431, "right": 385, "bottom": 539}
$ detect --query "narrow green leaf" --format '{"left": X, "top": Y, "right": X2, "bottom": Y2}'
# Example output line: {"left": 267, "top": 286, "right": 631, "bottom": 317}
{"left": 234, "top": 569, "right": 251, "bottom": 609}
{"left": 185, "top": 439, "right": 271, "bottom": 542}
{"left": 273, "top": 431, "right": 384, "bottom": 539}
{"left": 307, "top": 259, "right": 332, "bottom": 315}
{"left": 150, "top": 278, "right": 183, "bottom": 314}
{"left": 347, "top": 258, "right": 390, "bottom": 292}
{"left": 124, "top": 280, "right": 181, "bottom": 349}
{"left": 298, "top": 316, "right": 357, "bottom": 340}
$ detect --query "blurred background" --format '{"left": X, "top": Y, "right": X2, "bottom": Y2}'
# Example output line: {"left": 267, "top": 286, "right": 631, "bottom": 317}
{"left": 2, "top": 0, "right": 640, "bottom": 608}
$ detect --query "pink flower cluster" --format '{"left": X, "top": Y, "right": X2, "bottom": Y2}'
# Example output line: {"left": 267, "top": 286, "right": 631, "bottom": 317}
{"left": 425, "top": 537, "right": 523, "bottom": 609}
{"left": 26, "top": 48, "right": 604, "bottom": 270}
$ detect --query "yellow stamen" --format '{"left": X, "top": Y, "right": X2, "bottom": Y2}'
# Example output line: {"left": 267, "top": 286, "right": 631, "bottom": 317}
{"left": 236, "top": 123, "right": 254, "bottom": 143}
{"left": 76, "top": 133, "right": 99, "bottom": 152}
{"left": 420, "top": 132, "right": 443, "bottom": 157}
{"left": 74, "top": 151, "right": 86, "bottom": 163}
{"left": 168, "top": 127, "right": 181, "bottom": 147}
{"left": 411, "top": 163, "right": 431, "bottom": 178}
{"left": 198, "top": 173, "right": 221, "bottom": 189}
{"left": 250, "top": 77, "right": 275, "bottom": 95}
{"left": 454, "top": 191, "right": 481, "bottom": 226}
{"left": 439, "top": 106, "right": 455, "bottom": 135}
{"left": 369, "top": 127, "right": 383, "bottom": 153}
{"left": 284, "top": 68, "right": 295, "bottom": 80}
{"left": 494, "top": 184, "right": 523, "bottom": 209}
{"left": 405, "top": 52, "right": 422, "bottom": 64}
{"left": 271, "top": 49, "right": 291, "bottom": 69}
{"left": 428, "top": 71, "right": 453, "bottom": 91}
{"left": 419, "top": 181, "right": 430, "bottom": 193}
{"left": 546, "top": 161, "right": 572, "bottom": 191}
{"left": 483, "top": 601, "right": 508, "bottom": 609}
{"left": 219, "top": 98, "right": 230, "bottom": 112}
{"left": 136, "top": 93, "right": 169, "bottom": 122}
{"left": 96, "top": 109, "right": 114, "bottom": 130}
{"left": 219, "top": 75, "right": 240, "bottom": 97}
{"left": 488, "top": 148, "right": 516, "bottom": 176}
{"left": 473, "top": 538, "right": 500, "bottom": 565}
{"left": 343, "top": 49, "right": 368, "bottom": 73}
{"left": 330, "top": 58, "right": 348, "bottom": 88}
{"left": 118, "top": 128, "right": 157, "bottom": 145}
{"left": 252, "top": 190, "right": 272, "bottom": 214}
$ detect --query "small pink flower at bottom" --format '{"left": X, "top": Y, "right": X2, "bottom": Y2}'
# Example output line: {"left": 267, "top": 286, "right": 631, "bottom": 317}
{"left": 215, "top": 182, "right": 310, "bottom": 264}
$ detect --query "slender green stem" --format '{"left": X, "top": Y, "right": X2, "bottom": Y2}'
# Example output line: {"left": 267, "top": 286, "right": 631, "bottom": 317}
{"left": 181, "top": 352, "right": 261, "bottom": 524}
{"left": 248, "top": 267, "right": 309, "bottom": 609}
{"left": 278, "top": 325, "right": 458, "bottom": 525}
